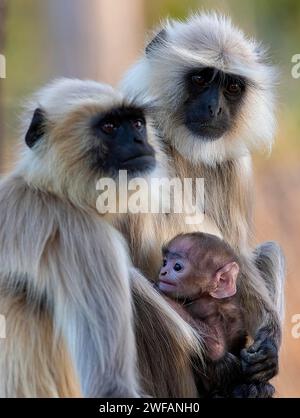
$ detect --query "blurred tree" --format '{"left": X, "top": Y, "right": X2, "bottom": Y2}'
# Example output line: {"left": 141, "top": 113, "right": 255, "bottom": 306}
{"left": 0, "top": 0, "right": 6, "bottom": 171}
{"left": 45, "top": 0, "right": 144, "bottom": 86}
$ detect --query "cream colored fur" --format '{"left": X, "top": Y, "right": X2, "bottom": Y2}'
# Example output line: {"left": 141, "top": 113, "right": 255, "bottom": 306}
{"left": 120, "top": 12, "right": 284, "bottom": 347}
{"left": 0, "top": 78, "right": 202, "bottom": 397}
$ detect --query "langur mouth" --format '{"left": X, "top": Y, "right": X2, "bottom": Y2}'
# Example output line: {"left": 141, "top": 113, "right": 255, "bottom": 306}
{"left": 121, "top": 154, "right": 155, "bottom": 164}
{"left": 185, "top": 121, "right": 227, "bottom": 141}
{"left": 158, "top": 279, "right": 177, "bottom": 293}
{"left": 119, "top": 154, "right": 156, "bottom": 172}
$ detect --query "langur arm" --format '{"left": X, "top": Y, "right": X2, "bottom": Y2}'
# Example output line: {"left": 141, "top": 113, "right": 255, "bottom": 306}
{"left": 238, "top": 254, "right": 281, "bottom": 383}
{"left": 40, "top": 215, "right": 139, "bottom": 398}
{"left": 0, "top": 184, "right": 134, "bottom": 397}
{"left": 203, "top": 352, "right": 275, "bottom": 398}
{"left": 205, "top": 351, "right": 276, "bottom": 398}
{"left": 254, "top": 241, "right": 286, "bottom": 323}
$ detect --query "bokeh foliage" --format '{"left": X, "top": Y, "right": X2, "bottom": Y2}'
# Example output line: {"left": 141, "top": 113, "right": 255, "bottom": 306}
{"left": 4, "top": 0, "right": 300, "bottom": 157}
{"left": 146, "top": 0, "right": 300, "bottom": 157}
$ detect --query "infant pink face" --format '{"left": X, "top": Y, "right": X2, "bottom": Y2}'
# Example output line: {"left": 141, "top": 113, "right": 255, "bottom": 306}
{"left": 158, "top": 235, "right": 240, "bottom": 301}
{"left": 158, "top": 239, "right": 198, "bottom": 298}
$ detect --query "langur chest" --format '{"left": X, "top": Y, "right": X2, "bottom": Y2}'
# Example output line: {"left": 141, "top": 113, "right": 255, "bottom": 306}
{"left": 188, "top": 304, "right": 226, "bottom": 361}
{"left": 186, "top": 298, "right": 247, "bottom": 358}
{"left": 172, "top": 150, "right": 250, "bottom": 246}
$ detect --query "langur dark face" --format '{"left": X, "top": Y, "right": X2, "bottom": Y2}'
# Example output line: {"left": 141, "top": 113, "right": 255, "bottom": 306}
{"left": 183, "top": 67, "right": 247, "bottom": 141}
{"left": 91, "top": 106, "right": 156, "bottom": 176}
{"left": 25, "top": 104, "right": 157, "bottom": 179}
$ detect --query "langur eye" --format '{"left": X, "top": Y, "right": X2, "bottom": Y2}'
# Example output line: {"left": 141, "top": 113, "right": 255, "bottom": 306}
{"left": 174, "top": 263, "right": 183, "bottom": 272}
{"left": 101, "top": 121, "right": 118, "bottom": 135}
{"left": 132, "top": 119, "right": 145, "bottom": 131}
{"left": 226, "top": 83, "right": 242, "bottom": 96}
{"left": 162, "top": 259, "right": 167, "bottom": 267}
{"left": 191, "top": 75, "right": 206, "bottom": 87}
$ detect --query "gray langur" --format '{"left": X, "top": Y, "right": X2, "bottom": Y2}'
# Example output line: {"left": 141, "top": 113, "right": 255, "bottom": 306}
{"left": 0, "top": 78, "right": 200, "bottom": 397}
{"left": 120, "top": 12, "right": 285, "bottom": 393}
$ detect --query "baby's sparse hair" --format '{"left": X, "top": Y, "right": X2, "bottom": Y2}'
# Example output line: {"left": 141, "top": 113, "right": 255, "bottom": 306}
{"left": 164, "top": 232, "right": 239, "bottom": 275}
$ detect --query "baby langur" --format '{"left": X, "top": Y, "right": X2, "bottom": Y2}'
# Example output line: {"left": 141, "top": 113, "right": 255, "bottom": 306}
{"left": 158, "top": 233, "right": 275, "bottom": 398}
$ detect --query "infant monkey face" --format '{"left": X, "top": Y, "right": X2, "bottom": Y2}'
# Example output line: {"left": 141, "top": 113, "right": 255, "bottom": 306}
{"left": 158, "top": 234, "right": 240, "bottom": 300}
{"left": 158, "top": 254, "right": 200, "bottom": 298}
{"left": 158, "top": 238, "right": 202, "bottom": 298}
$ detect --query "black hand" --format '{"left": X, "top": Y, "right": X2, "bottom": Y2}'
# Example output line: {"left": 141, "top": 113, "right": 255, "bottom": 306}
{"left": 232, "top": 382, "right": 275, "bottom": 398}
{"left": 240, "top": 335, "right": 279, "bottom": 382}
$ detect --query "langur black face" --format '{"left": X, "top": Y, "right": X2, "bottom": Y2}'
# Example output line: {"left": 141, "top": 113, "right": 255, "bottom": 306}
{"left": 25, "top": 103, "right": 156, "bottom": 179}
{"left": 91, "top": 106, "right": 156, "bottom": 176}
{"left": 183, "top": 67, "right": 247, "bottom": 141}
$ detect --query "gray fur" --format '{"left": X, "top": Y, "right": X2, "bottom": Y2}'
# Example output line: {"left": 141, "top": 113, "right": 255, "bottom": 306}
{"left": 254, "top": 242, "right": 286, "bottom": 324}
{"left": 0, "top": 78, "right": 202, "bottom": 398}
{"left": 120, "top": 12, "right": 285, "bottom": 352}
{"left": 0, "top": 80, "right": 140, "bottom": 397}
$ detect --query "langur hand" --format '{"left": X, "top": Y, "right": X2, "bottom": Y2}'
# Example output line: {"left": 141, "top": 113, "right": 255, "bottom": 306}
{"left": 231, "top": 382, "right": 275, "bottom": 398}
{"left": 240, "top": 331, "right": 279, "bottom": 383}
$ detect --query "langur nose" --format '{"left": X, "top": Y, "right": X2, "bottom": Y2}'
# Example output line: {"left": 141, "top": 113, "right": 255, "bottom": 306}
{"left": 160, "top": 271, "right": 167, "bottom": 276}
{"left": 208, "top": 104, "right": 222, "bottom": 118}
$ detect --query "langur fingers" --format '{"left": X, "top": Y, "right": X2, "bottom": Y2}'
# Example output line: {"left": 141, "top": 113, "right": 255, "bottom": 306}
{"left": 232, "top": 382, "right": 275, "bottom": 398}
{"left": 241, "top": 339, "right": 277, "bottom": 363}
{"left": 241, "top": 340, "right": 278, "bottom": 383}
{"left": 240, "top": 336, "right": 278, "bottom": 382}
{"left": 241, "top": 358, "right": 278, "bottom": 382}
{"left": 241, "top": 335, "right": 278, "bottom": 363}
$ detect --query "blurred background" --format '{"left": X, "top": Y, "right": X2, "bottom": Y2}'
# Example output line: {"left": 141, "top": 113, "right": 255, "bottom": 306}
{"left": 0, "top": 0, "right": 299, "bottom": 397}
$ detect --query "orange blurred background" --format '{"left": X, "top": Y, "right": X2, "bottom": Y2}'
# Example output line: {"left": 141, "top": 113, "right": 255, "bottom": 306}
{"left": 0, "top": 0, "right": 299, "bottom": 397}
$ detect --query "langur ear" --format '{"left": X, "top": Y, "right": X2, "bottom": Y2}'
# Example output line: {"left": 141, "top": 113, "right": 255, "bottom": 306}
{"left": 25, "top": 108, "right": 46, "bottom": 149}
{"left": 145, "top": 29, "right": 167, "bottom": 56}
{"left": 210, "top": 262, "right": 239, "bottom": 299}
